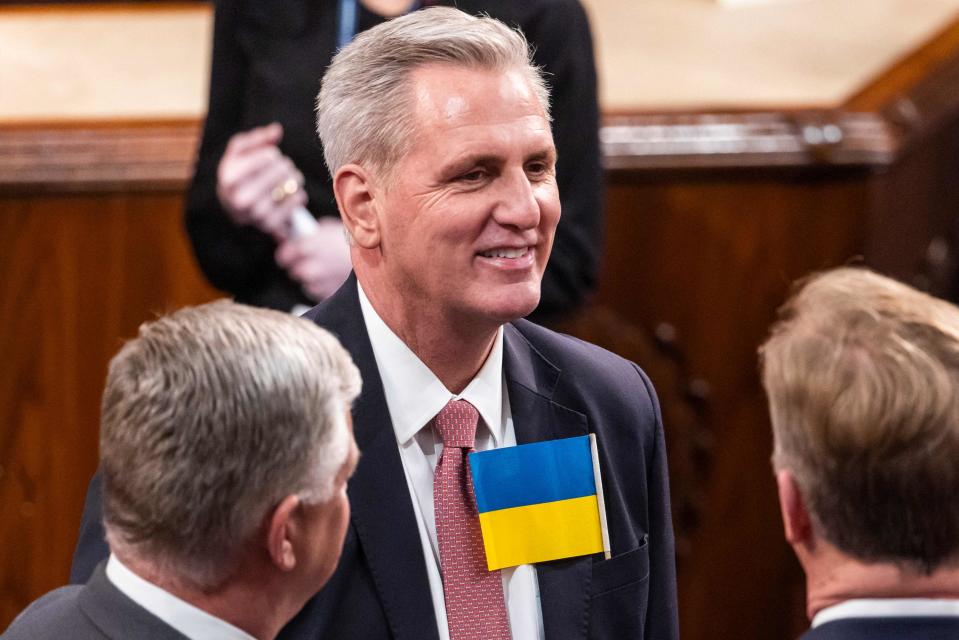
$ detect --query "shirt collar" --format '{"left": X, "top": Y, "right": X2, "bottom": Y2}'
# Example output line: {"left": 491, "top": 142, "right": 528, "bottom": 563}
{"left": 812, "top": 598, "right": 959, "bottom": 628}
{"left": 357, "top": 282, "right": 505, "bottom": 446}
{"left": 105, "top": 554, "right": 256, "bottom": 640}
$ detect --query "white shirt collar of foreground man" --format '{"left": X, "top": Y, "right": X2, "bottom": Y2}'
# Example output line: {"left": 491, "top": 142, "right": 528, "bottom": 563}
{"left": 812, "top": 597, "right": 959, "bottom": 627}
{"left": 357, "top": 282, "right": 505, "bottom": 447}
{"left": 106, "top": 554, "right": 255, "bottom": 640}
{"left": 357, "top": 282, "right": 545, "bottom": 640}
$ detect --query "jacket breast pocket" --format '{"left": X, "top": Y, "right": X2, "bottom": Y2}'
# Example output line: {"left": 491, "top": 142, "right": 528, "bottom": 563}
{"left": 588, "top": 535, "right": 650, "bottom": 640}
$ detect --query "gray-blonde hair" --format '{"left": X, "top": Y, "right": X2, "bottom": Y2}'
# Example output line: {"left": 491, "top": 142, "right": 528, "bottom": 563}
{"left": 760, "top": 267, "right": 959, "bottom": 572}
{"left": 316, "top": 6, "right": 550, "bottom": 178}
{"left": 100, "top": 300, "right": 361, "bottom": 589}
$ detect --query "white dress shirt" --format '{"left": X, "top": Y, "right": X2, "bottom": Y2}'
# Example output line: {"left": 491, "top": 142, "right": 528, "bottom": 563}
{"left": 106, "top": 554, "right": 256, "bottom": 640}
{"left": 358, "top": 284, "right": 545, "bottom": 640}
{"left": 812, "top": 598, "right": 959, "bottom": 627}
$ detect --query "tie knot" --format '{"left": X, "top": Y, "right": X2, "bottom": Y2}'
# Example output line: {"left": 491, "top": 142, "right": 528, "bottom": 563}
{"left": 434, "top": 399, "right": 479, "bottom": 449}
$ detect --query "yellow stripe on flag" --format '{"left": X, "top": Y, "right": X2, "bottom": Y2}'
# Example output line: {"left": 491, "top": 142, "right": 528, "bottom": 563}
{"left": 477, "top": 495, "right": 604, "bottom": 570}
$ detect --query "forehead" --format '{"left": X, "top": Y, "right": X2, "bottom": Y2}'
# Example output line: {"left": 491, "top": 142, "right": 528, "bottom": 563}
{"left": 409, "top": 63, "right": 546, "bottom": 116}
{"left": 403, "top": 64, "right": 553, "bottom": 159}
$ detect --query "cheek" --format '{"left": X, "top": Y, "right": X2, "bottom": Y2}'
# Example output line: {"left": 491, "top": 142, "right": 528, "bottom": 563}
{"left": 536, "top": 187, "right": 561, "bottom": 226}
{"left": 336, "top": 495, "right": 351, "bottom": 533}
{"left": 317, "top": 497, "right": 351, "bottom": 561}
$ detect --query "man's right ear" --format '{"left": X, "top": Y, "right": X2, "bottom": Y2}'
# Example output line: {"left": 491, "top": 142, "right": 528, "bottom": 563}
{"left": 776, "top": 469, "right": 813, "bottom": 547}
{"left": 333, "top": 164, "right": 381, "bottom": 249}
{"left": 266, "top": 494, "right": 301, "bottom": 573}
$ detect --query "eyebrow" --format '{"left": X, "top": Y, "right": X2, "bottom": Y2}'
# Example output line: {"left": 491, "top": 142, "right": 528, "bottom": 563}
{"left": 442, "top": 154, "right": 499, "bottom": 175}
{"left": 526, "top": 148, "right": 558, "bottom": 165}
{"left": 442, "top": 147, "right": 558, "bottom": 176}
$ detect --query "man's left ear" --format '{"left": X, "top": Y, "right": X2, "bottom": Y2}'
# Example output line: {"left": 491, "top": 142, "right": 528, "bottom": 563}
{"left": 266, "top": 495, "right": 302, "bottom": 572}
{"left": 776, "top": 469, "right": 813, "bottom": 546}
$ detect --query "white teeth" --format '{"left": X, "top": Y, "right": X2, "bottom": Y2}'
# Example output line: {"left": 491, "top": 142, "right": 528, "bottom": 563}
{"left": 480, "top": 247, "right": 528, "bottom": 259}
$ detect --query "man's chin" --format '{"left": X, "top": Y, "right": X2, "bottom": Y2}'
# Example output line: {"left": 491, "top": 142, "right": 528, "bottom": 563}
{"left": 482, "top": 289, "right": 541, "bottom": 324}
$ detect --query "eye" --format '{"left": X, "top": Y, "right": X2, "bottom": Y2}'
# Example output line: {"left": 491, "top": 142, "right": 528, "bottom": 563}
{"left": 525, "top": 161, "right": 552, "bottom": 180}
{"left": 458, "top": 169, "right": 488, "bottom": 183}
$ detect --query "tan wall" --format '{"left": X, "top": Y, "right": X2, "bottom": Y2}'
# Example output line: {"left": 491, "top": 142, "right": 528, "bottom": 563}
{"left": 3, "top": 1, "right": 959, "bottom": 121}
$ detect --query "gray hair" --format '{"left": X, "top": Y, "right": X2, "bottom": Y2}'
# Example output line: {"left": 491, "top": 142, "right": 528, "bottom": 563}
{"left": 316, "top": 6, "right": 551, "bottom": 178}
{"left": 100, "top": 300, "right": 361, "bottom": 589}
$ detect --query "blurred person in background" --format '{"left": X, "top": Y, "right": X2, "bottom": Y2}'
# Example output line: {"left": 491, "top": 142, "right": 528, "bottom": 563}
{"left": 760, "top": 267, "right": 959, "bottom": 640}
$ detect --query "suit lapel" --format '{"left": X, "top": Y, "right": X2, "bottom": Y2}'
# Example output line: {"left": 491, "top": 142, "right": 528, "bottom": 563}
{"left": 308, "top": 278, "right": 439, "bottom": 640}
{"left": 503, "top": 324, "right": 592, "bottom": 640}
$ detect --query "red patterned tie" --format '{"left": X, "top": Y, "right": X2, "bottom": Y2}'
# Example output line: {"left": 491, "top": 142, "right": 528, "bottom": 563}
{"left": 433, "top": 399, "right": 511, "bottom": 640}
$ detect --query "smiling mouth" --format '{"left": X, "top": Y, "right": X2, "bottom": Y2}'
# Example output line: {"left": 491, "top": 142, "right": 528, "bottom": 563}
{"left": 478, "top": 247, "right": 531, "bottom": 259}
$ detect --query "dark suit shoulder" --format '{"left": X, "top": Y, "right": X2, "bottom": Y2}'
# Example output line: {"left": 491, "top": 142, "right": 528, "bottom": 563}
{"left": 801, "top": 616, "right": 959, "bottom": 640}
{"left": 3, "top": 585, "right": 98, "bottom": 640}
{"left": 508, "top": 318, "right": 661, "bottom": 454}
{"left": 9, "top": 563, "right": 192, "bottom": 640}
{"left": 511, "top": 318, "right": 650, "bottom": 391}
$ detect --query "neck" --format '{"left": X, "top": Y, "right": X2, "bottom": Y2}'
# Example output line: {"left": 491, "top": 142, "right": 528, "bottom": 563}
{"left": 120, "top": 554, "right": 296, "bottom": 640}
{"left": 802, "top": 547, "right": 959, "bottom": 620}
{"left": 360, "top": 277, "right": 499, "bottom": 394}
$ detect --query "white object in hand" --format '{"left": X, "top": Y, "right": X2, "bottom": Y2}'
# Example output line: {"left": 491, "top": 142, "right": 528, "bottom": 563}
{"left": 288, "top": 207, "right": 319, "bottom": 316}
{"left": 290, "top": 206, "right": 320, "bottom": 239}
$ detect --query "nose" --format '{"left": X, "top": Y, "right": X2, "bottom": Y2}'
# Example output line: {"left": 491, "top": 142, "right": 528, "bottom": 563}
{"left": 492, "top": 168, "right": 540, "bottom": 231}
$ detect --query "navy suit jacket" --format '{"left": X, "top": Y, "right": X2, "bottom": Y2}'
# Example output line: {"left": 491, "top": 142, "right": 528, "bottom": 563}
{"left": 70, "top": 277, "right": 679, "bottom": 639}
{"left": 5, "top": 562, "right": 188, "bottom": 640}
{"left": 801, "top": 617, "right": 959, "bottom": 639}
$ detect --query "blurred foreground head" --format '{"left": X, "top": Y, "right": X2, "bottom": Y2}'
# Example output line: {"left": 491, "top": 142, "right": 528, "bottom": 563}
{"left": 760, "top": 267, "right": 959, "bottom": 619}
{"left": 100, "top": 301, "right": 360, "bottom": 617}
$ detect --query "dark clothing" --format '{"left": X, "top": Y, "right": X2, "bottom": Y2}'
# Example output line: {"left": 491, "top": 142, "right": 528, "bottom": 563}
{"left": 800, "top": 617, "right": 959, "bottom": 639}
{"left": 4, "top": 563, "right": 188, "bottom": 640}
{"left": 71, "top": 275, "right": 678, "bottom": 639}
{"left": 184, "top": 0, "right": 604, "bottom": 320}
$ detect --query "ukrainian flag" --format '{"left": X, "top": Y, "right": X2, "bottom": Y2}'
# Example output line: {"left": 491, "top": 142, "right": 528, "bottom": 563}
{"left": 469, "top": 434, "right": 611, "bottom": 571}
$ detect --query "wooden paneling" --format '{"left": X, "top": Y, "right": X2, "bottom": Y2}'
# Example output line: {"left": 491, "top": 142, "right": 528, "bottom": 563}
{"left": 0, "top": 121, "right": 199, "bottom": 191}
{"left": 589, "top": 14, "right": 959, "bottom": 635}
{"left": 0, "top": 190, "right": 218, "bottom": 626}
{"left": 595, "top": 167, "right": 869, "bottom": 638}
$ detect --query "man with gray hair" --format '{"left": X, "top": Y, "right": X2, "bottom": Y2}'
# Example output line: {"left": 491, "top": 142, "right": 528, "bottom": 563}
{"left": 7, "top": 301, "right": 360, "bottom": 640}
{"left": 760, "top": 267, "right": 959, "bottom": 639}
{"left": 72, "top": 8, "right": 677, "bottom": 639}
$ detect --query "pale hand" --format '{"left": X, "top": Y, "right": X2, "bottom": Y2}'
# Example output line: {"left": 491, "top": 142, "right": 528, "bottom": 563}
{"left": 216, "top": 123, "right": 307, "bottom": 239}
{"left": 275, "top": 218, "right": 352, "bottom": 302}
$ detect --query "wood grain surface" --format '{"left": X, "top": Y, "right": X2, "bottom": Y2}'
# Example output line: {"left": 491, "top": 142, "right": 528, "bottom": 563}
{"left": 0, "top": 191, "right": 219, "bottom": 625}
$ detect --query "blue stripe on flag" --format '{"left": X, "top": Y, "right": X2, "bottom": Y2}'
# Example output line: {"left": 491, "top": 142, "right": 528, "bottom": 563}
{"left": 469, "top": 435, "right": 596, "bottom": 513}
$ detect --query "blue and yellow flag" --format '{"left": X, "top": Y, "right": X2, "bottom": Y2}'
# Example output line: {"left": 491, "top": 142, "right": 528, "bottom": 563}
{"left": 468, "top": 434, "right": 611, "bottom": 571}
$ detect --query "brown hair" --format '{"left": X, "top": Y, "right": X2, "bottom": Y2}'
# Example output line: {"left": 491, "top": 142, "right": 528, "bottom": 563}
{"left": 760, "top": 267, "right": 959, "bottom": 572}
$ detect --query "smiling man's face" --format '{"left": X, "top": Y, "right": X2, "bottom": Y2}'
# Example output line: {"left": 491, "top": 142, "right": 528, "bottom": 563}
{"left": 370, "top": 64, "right": 560, "bottom": 331}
